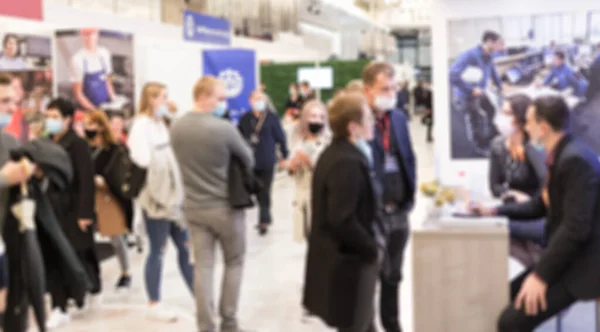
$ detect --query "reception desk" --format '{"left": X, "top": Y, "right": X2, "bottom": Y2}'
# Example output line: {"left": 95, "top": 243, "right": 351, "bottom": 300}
{"left": 412, "top": 213, "right": 509, "bottom": 332}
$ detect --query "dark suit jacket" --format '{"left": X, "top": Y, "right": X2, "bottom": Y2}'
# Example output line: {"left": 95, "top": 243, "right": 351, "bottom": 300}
{"left": 497, "top": 135, "right": 600, "bottom": 299}
{"left": 303, "top": 139, "right": 384, "bottom": 328}
{"left": 369, "top": 110, "right": 417, "bottom": 213}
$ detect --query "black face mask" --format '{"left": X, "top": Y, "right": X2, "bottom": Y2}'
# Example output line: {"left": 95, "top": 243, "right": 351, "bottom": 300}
{"left": 308, "top": 122, "right": 324, "bottom": 134}
{"left": 84, "top": 129, "right": 98, "bottom": 139}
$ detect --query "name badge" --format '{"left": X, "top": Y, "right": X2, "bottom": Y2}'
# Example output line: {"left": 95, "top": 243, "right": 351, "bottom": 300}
{"left": 384, "top": 152, "right": 399, "bottom": 173}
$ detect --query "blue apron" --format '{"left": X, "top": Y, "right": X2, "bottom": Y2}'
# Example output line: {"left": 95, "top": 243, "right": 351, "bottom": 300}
{"left": 83, "top": 56, "right": 110, "bottom": 107}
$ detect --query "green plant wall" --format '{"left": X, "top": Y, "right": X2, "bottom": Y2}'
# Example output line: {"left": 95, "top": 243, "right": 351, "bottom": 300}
{"left": 260, "top": 59, "right": 370, "bottom": 116}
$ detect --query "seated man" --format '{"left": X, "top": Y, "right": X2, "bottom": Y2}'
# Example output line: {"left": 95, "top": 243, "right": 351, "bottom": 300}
{"left": 472, "top": 95, "right": 600, "bottom": 331}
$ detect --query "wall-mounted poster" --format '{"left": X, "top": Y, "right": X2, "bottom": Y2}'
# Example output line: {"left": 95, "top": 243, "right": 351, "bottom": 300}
{"left": 0, "top": 31, "right": 53, "bottom": 141}
{"left": 448, "top": 12, "right": 600, "bottom": 159}
{"left": 55, "top": 28, "right": 135, "bottom": 117}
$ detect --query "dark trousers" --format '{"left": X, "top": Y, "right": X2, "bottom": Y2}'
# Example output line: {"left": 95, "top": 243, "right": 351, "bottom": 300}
{"left": 51, "top": 247, "right": 101, "bottom": 311}
{"left": 254, "top": 168, "right": 274, "bottom": 224}
{"left": 497, "top": 269, "right": 576, "bottom": 332}
{"left": 380, "top": 213, "right": 410, "bottom": 332}
{"left": 338, "top": 255, "right": 380, "bottom": 332}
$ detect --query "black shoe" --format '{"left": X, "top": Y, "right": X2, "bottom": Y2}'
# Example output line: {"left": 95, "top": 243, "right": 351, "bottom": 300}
{"left": 115, "top": 275, "right": 131, "bottom": 290}
{"left": 256, "top": 223, "right": 269, "bottom": 236}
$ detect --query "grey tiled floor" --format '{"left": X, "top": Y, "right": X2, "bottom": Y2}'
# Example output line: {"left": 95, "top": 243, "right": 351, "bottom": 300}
{"left": 56, "top": 120, "right": 594, "bottom": 332}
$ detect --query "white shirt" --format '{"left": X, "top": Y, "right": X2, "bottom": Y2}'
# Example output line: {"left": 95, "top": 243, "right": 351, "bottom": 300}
{"left": 0, "top": 55, "right": 29, "bottom": 71}
{"left": 69, "top": 47, "right": 113, "bottom": 83}
{"left": 127, "top": 115, "right": 170, "bottom": 168}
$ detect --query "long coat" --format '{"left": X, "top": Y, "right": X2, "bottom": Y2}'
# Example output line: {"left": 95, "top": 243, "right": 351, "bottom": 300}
{"left": 303, "top": 139, "right": 385, "bottom": 328}
{"left": 48, "top": 130, "right": 96, "bottom": 250}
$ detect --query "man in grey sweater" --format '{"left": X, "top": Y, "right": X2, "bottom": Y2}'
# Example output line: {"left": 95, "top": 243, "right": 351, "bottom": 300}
{"left": 170, "top": 76, "right": 254, "bottom": 332}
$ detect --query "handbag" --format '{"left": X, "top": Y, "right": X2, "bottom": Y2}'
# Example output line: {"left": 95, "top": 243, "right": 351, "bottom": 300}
{"left": 103, "top": 144, "right": 147, "bottom": 199}
{"left": 95, "top": 186, "right": 127, "bottom": 237}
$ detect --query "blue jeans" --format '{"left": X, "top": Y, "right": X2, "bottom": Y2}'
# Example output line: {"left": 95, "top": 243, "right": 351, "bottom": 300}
{"left": 509, "top": 219, "right": 546, "bottom": 247}
{"left": 144, "top": 215, "right": 194, "bottom": 302}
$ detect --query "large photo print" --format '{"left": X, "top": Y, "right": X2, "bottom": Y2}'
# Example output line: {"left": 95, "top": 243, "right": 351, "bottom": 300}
{"left": 0, "top": 31, "right": 53, "bottom": 141}
{"left": 55, "top": 28, "right": 135, "bottom": 117}
{"left": 448, "top": 12, "right": 600, "bottom": 159}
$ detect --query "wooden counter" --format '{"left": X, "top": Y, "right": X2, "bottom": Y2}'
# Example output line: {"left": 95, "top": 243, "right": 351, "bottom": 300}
{"left": 412, "top": 215, "right": 509, "bottom": 332}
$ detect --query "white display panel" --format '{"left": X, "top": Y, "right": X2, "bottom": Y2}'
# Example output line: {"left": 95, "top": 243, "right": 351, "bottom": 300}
{"left": 297, "top": 66, "right": 334, "bottom": 89}
{"left": 138, "top": 44, "right": 202, "bottom": 116}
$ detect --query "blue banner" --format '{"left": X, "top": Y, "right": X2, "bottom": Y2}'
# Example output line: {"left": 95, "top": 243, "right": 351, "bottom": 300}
{"left": 183, "top": 10, "right": 231, "bottom": 46}
{"left": 203, "top": 49, "right": 256, "bottom": 124}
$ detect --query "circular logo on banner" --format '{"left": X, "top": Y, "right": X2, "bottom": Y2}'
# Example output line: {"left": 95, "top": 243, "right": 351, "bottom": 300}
{"left": 185, "top": 14, "right": 195, "bottom": 39}
{"left": 219, "top": 68, "right": 244, "bottom": 98}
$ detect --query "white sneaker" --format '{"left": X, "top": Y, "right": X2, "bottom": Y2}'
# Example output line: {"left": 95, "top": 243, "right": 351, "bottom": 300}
{"left": 46, "top": 309, "right": 71, "bottom": 330}
{"left": 147, "top": 304, "right": 179, "bottom": 322}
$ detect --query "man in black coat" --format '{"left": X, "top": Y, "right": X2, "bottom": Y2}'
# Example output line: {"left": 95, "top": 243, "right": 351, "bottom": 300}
{"left": 473, "top": 95, "right": 600, "bottom": 331}
{"left": 303, "top": 92, "right": 385, "bottom": 332}
{"left": 364, "top": 62, "right": 416, "bottom": 332}
{"left": 44, "top": 98, "right": 98, "bottom": 329}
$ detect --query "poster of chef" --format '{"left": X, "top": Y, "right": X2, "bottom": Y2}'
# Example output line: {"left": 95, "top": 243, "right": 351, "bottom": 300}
{"left": 55, "top": 28, "right": 135, "bottom": 117}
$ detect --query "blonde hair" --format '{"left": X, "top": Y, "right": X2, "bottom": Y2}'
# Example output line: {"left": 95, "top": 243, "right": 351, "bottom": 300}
{"left": 193, "top": 76, "right": 222, "bottom": 101}
{"left": 138, "top": 82, "right": 166, "bottom": 116}
{"left": 86, "top": 110, "right": 118, "bottom": 145}
{"left": 346, "top": 79, "right": 363, "bottom": 93}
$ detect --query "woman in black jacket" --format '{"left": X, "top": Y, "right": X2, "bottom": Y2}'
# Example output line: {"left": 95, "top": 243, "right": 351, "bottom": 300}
{"left": 489, "top": 94, "right": 546, "bottom": 246}
{"left": 84, "top": 110, "right": 133, "bottom": 291}
{"left": 44, "top": 98, "right": 98, "bottom": 329}
{"left": 303, "top": 92, "right": 385, "bottom": 332}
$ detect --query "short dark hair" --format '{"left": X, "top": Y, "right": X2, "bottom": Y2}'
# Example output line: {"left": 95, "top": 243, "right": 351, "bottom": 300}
{"left": 2, "top": 34, "right": 18, "bottom": 48}
{"left": 533, "top": 95, "right": 570, "bottom": 132}
{"left": 554, "top": 50, "right": 566, "bottom": 61}
{"left": 362, "top": 61, "right": 395, "bottom": 87}
{"left": 47, "top": 97, "right": 76, "bottom": 119}
{"left": 482, "top": 31, "right": 501, "bottom": 43}
{"left": 300, "top": 81, "right": 310, "bottom": 88}
{"left": 0, "top": 73, "right": 11, "bottom": 86}
{"left": 507, "top": 94, "right": 533, "bottom": 129}
{"left": 328, "top": 92, "right": 366, "bottom": 139}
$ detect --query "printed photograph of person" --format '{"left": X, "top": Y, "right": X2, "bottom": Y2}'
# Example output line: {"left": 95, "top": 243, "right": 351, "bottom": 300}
{"left": 0, "top": 32, "right": 51, "bottom": 72}
{"left": 4, "top": 71, "right": 53, "bottom": 142}
{"left": 55, "top": 28, "right": 135, "bottom": 116}
{"left": 448, "top": 12, "right": 600, "bottom": 159}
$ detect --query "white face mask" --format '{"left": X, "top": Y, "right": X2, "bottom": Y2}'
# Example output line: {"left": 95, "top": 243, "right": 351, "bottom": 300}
{"left": 494, "top": 114, "right": 514, "bottom": 137}
{"left": 374, "top": 95, "right": 397, "bottom": 111}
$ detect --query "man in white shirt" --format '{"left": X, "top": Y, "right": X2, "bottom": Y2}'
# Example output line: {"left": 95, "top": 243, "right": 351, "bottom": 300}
{"left": 0, "top": 34, "right": 29, "bottom": 71}
{"left": 69, "top": 28, "right": 115, "bottom": 110}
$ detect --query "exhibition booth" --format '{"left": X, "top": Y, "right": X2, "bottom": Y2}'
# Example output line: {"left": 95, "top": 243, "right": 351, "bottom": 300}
{"left": 415, "top": 1, "right": 600, "bottom": 331}
{"left": 0, "top": 2, "right": 273, "bottom": 122}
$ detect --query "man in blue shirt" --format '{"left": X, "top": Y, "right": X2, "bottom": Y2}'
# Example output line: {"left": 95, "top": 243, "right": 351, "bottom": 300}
{"left": 540, "top": 51, "right": 588, "bottom": 98}
{"left": 449, "top": 31, "right": 504, "bottom": 158}
{"left": 238, "top": 90, "right": 288, "bottom": 236}
{"left": 450, "top": 31, "right": 504, "bottom": 102}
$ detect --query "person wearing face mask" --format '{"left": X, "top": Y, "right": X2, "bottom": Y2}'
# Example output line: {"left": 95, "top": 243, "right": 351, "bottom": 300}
{"left": 489, "top": 94, "right": 547, "bottom": 266}
{"left": 470, "top": 95, "right": 600, "bottom": 332}
{"left": 84, "top": 110, "right": 133, "bottom": 291}
{"left": 238, "top": 90, "right": 289, "bottom": 236}
{"left": 170, "top": 76, "right": 254, "bottom": 332}
{"left": 303, "top": 91, "right": 385, "bottom": 332}
{"left": 127, "top": 82, "right": 193, "bottom": 322}
{"left": 362, "top": 62, "right": 416, "bottom": 332}
{"left": 43, "top": 97, "right": 99, "bottom": 329}
{"left": 288, "top": 100, "right": 331, "bottom": 244}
